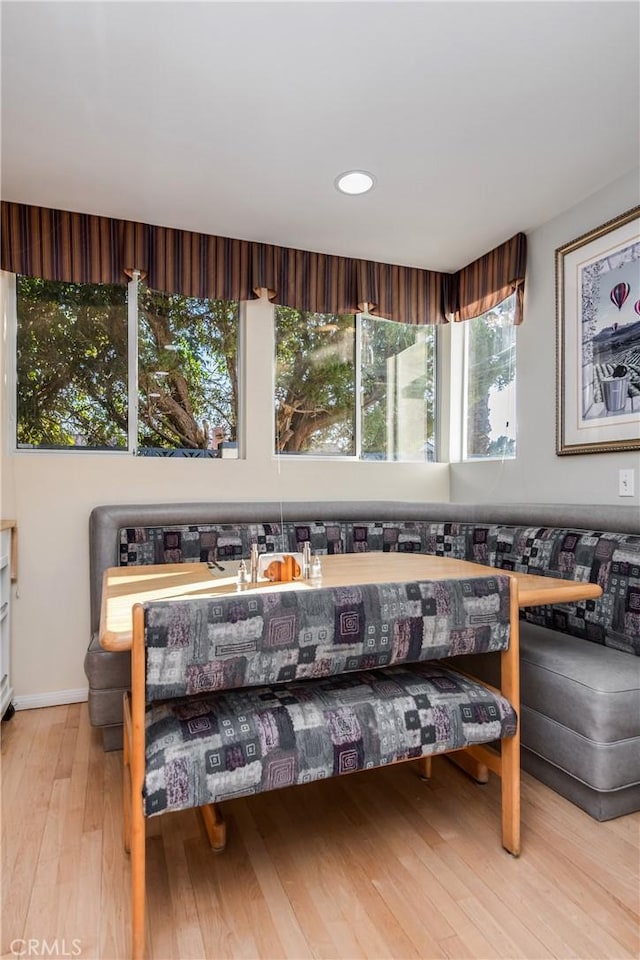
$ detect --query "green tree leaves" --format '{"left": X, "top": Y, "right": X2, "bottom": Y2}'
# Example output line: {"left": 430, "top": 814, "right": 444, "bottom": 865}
{"left": 16, "top": 278, "right": 238, "bottom": 451}
{"left": 275, "top": 308, "right": 436, "bottom": 459}
{"left": 17, "top": 277, "right": 128, "bottom": 448}
{"left": 275, "top": 309, "right": 356, "bottom": 454}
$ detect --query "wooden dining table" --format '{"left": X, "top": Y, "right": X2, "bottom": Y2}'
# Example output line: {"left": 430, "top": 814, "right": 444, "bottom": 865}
{"left": 100, "top": 553, "right": 603, "bottom": 652}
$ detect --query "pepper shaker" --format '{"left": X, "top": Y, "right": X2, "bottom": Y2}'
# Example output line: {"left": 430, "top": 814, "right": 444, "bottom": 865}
{"left": 237, "top": 559, "right": 250, "bottom": 586}
{"left": 310, "top": 553, "right": 322, "bottom": 581}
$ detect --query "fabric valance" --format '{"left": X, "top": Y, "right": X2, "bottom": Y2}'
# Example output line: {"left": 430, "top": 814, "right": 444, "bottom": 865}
{"left": 0, "top": 202, "right": 257, "bottom": 301}
{"left": 444, "top": 232, "right": 527, "bottom": 325}
{"left": 1, "top": 201, "right": 525, "bottom": 325}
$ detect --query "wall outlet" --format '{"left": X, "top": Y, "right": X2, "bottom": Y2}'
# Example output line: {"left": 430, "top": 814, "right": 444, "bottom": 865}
{"left": 618, "top": 469, "right": 635, "bottom": 497}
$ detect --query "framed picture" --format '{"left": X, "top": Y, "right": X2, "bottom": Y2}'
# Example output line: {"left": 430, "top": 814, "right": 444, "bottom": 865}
{"left": 556, "top": 205, "right": 640, "bottom": 455}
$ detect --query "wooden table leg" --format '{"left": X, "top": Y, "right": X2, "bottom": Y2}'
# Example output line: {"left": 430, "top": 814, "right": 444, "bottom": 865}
{"left": 448, "top": 749, "right": 490, "bottom": 784}
{"left": 415, "top": 756, "right": 432, "bottom": 780}
{"left": 201, "top": 803, "right": 227, "bottom": 852}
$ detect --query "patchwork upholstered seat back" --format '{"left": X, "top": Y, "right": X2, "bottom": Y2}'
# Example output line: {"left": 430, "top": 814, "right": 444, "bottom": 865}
{"left": 143, "top": 576, "right": 512, "bottom": 702}
{"left": 488, "top": 525, "right": 640, "bottom": 656}
{"left": 120, "top": 522, "right": 289, "bottom": 565}
{"left": 119, "top": 517, "right": 640, "bottom": 656}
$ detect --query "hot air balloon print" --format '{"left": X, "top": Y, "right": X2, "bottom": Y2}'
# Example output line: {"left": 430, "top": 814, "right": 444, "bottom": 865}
{"left": 635, "top": 300, "right": 640, "bottom": 317}
{"left": 610, "top": 282, "right": 630, "bottom": 311}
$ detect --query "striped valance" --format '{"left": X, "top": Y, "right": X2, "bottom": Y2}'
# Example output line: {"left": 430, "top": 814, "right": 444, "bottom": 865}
{"left": 444, "top": 232, "right": 527, "bottom": 325}
{"left": 1, "top": 202, "right": 257, "bottom": 302}
{"left": 1, "top": 201, "right": 525, "bottom": 325}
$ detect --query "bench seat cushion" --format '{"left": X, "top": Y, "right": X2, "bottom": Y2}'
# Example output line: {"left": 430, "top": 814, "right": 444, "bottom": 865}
{"left": 143, "top": 662, "right": 517, "bottom": 817}
{"left": 518, "top": 626, "right": 640, "bottom": 742}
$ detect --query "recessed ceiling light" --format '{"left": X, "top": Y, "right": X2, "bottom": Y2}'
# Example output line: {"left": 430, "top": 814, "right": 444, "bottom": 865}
{"left": 334, "top": 170, "right": 375, "bottom": 196}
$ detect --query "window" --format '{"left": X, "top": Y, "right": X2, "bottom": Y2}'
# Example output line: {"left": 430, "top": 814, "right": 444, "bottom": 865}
{"left": 361, "top": 315, "right": 436, "bottom": 462}
{"left": 16, "top": 277, "right": 129, "bottom": 450}
{"left": 137, "top": 286, "right": 238, "bottom": 456}
{"left": 463, "top": 295, "right": 516, "bottom": 460}
{"left": 274, "top": 307, "right": 437, "bottom": 460}
{"left": 15, "top": 276, "right": 239, "bottom": 455}
{"left": 274, "top": 309, "right": 355, "bottom": 455}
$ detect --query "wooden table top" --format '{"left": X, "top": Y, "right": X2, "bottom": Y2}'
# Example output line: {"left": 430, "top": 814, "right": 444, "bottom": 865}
{"left": 100, "top": 554, "right": 603, "bottom": 652}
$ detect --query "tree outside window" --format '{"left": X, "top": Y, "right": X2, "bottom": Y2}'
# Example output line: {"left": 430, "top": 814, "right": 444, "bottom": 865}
{"left": 464, "top": 295, "right": 517, "bottom": 459}
{"left": 16, "top": 276, "right": 239, "bottom": 454}
{"left": 16, "top": 277, "right": 129, "bottom": 449}
{"left": 137, "top": 287, "right": 238, "bottom": 454}
{"left": 274, "top": 307, "right": 436, "bottom": 460}
{"left": 16, "top": 280, "right": 438, "bottom": 460}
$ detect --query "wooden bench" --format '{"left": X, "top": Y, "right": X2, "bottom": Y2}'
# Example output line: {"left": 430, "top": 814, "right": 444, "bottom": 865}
{"left": 123, "top": 576, "right": 521, "bottom": 959}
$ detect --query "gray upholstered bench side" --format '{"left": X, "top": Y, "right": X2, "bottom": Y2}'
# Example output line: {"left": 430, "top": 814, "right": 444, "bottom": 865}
{"left": 450, "top": 627, "right": 640, "bottom": 820}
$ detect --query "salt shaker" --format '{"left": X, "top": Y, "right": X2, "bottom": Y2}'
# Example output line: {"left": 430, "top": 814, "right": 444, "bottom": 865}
{"left": 302, "top": 541, "right": 311, "bottom": 579}
{"left": 250, "top": 543, "right": 259, "bottom": 583}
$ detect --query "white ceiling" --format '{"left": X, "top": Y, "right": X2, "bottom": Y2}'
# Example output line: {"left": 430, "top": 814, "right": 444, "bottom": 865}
{"left": 2, "top": 1, "right": 639, "bottom": 272}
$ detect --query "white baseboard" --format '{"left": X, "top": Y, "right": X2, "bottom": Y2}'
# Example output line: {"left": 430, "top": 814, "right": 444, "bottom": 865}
{"left": 13, "top": 688, "right": 89, "bottom": 711}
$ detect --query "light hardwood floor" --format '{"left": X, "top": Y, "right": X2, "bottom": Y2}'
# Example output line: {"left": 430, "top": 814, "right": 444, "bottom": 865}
{"left": 2, "top": 703, "right": 638, "bottom": 960}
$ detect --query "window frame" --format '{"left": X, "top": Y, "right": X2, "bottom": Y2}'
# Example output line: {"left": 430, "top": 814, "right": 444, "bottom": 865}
{"left": 273, "top": 309, "right": 438, "bottom": 462}
{"left": 9, "top": 272, "right": 244, "bottom": 457}
{"left": 461, "top": 299, "right": 517, "bottom": 462}
{"left": 5, "top": 269, "right": 450, "bottom": 465}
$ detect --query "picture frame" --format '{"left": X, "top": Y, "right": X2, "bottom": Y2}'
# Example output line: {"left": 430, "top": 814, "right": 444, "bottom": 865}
{"left": 556, "top": 205, "right": 640, "bottom": 455}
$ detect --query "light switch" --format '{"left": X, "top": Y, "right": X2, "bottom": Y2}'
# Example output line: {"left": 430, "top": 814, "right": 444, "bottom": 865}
{"left": 618, "top": 469, "right": 635, "bottom": 497}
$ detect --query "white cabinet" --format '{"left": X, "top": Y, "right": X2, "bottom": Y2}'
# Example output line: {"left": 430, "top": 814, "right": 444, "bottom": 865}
{"left": 0, "top": 523, "right": 16, "bottom": 719}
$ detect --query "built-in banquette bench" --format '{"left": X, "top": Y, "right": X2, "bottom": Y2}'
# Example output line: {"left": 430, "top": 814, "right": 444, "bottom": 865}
{"left": 125, "top": 577, "right": 520, "bottom": 959}
{"left": 86, "top": 501, "right": 640, "bottom": 821}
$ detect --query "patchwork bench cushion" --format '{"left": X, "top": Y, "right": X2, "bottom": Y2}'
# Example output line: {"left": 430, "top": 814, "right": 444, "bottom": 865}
{"left": 118, "top": 520, "right": 640, "bottom": 655}
{"left": 144, "top": 577, "right": 512, "bottom": 700}
{"left": 144, "top": 662, "right": 518, "bottom": 816}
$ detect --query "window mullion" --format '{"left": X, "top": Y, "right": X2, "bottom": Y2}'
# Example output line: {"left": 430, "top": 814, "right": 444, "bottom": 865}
{"left": 127, "top": 275, "right": 139, "bottom": 454}
{"left": 461, "top": 321, "right": 470, "bottom": 459}
{"left": 355, "top": 314, "right": 362, "bottom": 459}
{"left": 5, "top": 273, "right": 18, "bottom": 454}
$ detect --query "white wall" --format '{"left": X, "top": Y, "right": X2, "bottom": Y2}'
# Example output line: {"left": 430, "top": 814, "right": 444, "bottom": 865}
{"left": 0, "top": 291, "right": 449, "bottom": 702}
{"left": 451, "top": 168, "right": 640, "bottom": 505}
